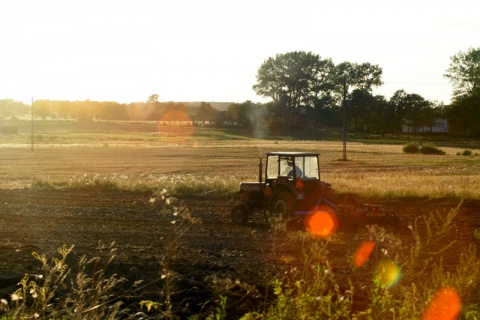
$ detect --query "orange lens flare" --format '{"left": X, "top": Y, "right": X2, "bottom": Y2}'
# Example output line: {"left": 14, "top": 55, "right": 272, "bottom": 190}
{"left": 305, "top": 210, "right": 338, "bottom": 238}
{"left": 423, "top": 287, "right": 461, "bottom": 320}
{"left": 354, "top": 241, "right": 376, "bottom": 267}
{"left": 158, "top": 110, "right": 194, "bottom": 144}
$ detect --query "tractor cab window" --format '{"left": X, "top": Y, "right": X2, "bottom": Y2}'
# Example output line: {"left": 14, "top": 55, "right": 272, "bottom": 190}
{"left": 266, "top": 154, "right": 319, "bottom": 180}
{"left": 266, "top": 155, "right": 293, "bottom": 179}
{"left": 266, "top": 155, "right": 279, "bottom": 180}
{"left": 302, "top": 156, "right": 320, "bottom": 179}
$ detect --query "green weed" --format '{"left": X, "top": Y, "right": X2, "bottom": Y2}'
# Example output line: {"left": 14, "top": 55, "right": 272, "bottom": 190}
{"left": 242, "top": 202, "right": 480, "bottom": 319}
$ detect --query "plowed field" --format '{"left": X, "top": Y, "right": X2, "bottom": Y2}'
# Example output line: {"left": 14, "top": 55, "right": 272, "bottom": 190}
{"left": 0, "top": 188, "right": 478, "bottom": 318}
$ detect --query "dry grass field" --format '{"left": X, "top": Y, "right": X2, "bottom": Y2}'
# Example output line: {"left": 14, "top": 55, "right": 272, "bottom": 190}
{"left": 0, "top": 120, "right": 479, "bottom": 318}
{"left": 1, "top": 119, "right": 479, "bottom": 200}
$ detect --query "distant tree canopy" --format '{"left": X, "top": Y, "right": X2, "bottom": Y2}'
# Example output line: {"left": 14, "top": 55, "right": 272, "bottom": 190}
{"left": 195, "top": 102, "right": 217, "bottom": 125}
{"left": 333, "top": 61, "right": 383, "bottom": 95}
{"left": 147, "top": 94, "right": 159, "bottom": 104}
{"left": 444, "top": 47, "right": 480, "bottom": 99}
{"left": 447, "top": 92, "right": 480, "bottom": 135}
{"left": 0, "top": 99, "right": 30, "bottom": 119}
{"left": 389, "top": 90, "right": 434, "bottom": 134}
{"left": 253, "top": 51, "right": 384, "bottom": 131}
{"left": 443, "top": 47, "right": 480, "bottom": 135}
{"left": 253, "top": 51, "right": 335, "bottom": 113}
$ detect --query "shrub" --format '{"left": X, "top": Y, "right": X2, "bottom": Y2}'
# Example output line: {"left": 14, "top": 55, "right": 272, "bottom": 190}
{"left": 419, "top": 144, "right": 446, "bottom": 155}
{"left": 462, "top": 149, "right": 472, "bottom": 156}
{"left": 403, "top": 142, "right": 419, "bottom": 154}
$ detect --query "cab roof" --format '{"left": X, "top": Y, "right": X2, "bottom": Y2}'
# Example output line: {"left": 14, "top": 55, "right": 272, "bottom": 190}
{"left": 266, "top": 151, "right": 320, "bottom": 157}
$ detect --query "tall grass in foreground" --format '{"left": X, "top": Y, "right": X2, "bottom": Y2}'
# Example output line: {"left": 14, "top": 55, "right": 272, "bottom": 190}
{"left": 0, "top": 243, "right": 126, "bottom": 320}
{"left": 2, "top": 199, "right": 480, "bottom": 318}
{"left": 240, "top": 203, "right": 480, "bottom": 319}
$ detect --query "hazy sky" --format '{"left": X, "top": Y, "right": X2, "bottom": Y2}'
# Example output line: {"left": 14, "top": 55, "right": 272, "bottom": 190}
{"left": 0, "top": 0, "right": 478, "bottom": 104}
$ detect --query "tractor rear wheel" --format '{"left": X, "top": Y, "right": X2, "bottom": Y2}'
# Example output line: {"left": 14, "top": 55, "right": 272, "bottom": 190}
{"left": 231, "top": 202, "right": 250, "bottom": 224}
{"left": 269, "top": 191, "right": 295, "bottom": 219}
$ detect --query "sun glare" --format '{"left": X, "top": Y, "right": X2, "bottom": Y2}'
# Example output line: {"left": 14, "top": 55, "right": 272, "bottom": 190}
{"left": 158, "top": 110, "right": 194, "bottom": 144}
{"left": 374, "top": 260, "right": 402, "bottom": 288}
{"left": 354, "top": 241, "right": 376, "bottom": 267}
{"left": 304, "top": 209, "right": 338, "bottom": 238}
{"left": 423, "top": 287, "right": 461, "bottom": 320}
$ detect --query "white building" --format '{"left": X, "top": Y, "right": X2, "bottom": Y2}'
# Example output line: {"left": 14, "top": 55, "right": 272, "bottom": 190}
{"left": 402, "top": 119, "right": 448, "bottom": 133}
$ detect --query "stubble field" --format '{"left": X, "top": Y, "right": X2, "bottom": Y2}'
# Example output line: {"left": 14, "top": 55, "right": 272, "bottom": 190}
{"left": 0, "top": 120, "right": 479, "bottom": 318}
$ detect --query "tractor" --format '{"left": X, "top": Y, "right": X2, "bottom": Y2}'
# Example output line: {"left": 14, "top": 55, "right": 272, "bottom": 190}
{"left": 230, "top": 152, "right": 393, "bottom": 230}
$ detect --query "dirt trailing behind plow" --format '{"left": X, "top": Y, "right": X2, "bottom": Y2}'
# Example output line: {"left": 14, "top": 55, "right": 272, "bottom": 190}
{"left": 0, "top": 188, "right": 478, "bottom": 318}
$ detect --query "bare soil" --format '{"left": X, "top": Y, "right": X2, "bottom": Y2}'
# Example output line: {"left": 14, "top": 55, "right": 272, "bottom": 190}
{"left": 0, "top": 188, "right": 478, "bottom": 318}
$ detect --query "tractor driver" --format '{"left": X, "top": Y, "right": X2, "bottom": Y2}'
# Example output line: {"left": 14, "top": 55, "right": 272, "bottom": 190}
{"left": 287, "top": 159, "right": 302, "bottom": 179}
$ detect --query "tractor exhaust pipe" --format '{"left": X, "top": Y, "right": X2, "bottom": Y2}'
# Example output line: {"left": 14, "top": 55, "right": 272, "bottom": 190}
{"left": 259, "top": 158, "right": 263, "bottom": 191}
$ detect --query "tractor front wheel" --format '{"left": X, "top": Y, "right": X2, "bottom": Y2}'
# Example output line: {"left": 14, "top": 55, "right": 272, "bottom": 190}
{"left": 269, "top": 191, "right": 295, "bottom": 219}
{"left": 231, "top": 202, "right": 250, "bottom": 224}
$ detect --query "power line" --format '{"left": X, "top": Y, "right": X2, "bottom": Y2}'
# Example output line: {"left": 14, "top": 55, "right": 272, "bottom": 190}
{"left": 382, "top": 73, "right": 451, "bottom": 85}
{"left": 383, "top": 74, "right": 445, "bottom": 77}
{"left": 383, "top": 82, "right": 450, "bottom": 85}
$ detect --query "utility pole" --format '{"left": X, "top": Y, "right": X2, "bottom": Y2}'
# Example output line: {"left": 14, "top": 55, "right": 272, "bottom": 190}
{"left": 342, "top": 75, "right": 347, "bottom": 161}
{"left": 31, "top": 96, "right": 33, "bottom": 151}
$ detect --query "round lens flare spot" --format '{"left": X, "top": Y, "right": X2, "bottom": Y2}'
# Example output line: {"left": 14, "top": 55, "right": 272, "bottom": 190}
{"left": 354, "top": 241, "right": 376, "bottom": 267}
{"left": 158, "top": 110, "right": 194, "bottom": 144}
{"left": 305, "top": 210, "right": 338, "bottom": 238}
{"left": 374, "top": 260, "right": 401, "bottom": 288}
{"left": 423, "top": 287, "right": 461, "bottom": 320}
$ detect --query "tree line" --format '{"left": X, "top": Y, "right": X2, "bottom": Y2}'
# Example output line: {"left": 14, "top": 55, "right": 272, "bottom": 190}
{"left": 1, "top": 48, "right": 479, "bottom": 136}
{"left": 0, "top": 99, "right": 31, "bottom": 119}
{"left": 251, "top": 49, "right": 479, "bottom": 136}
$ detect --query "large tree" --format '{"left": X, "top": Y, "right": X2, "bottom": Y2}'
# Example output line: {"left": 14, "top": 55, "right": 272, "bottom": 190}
{"left": 253, "top": 51, "right": 334, "bottom": 117}
{"left": 444, "top": 48, "right": 480, "bottom": 136}
{"left": 444, "top": 47, "right": 480, "bottom": 99}
{"left": 333, "top": 61, "right": 383, "bottom": 97}
{"left": 333, "top": 61, "right": 383, "bottom": 159}
{"left": 332, "top": 61, "right": 383, "bottom": 131}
